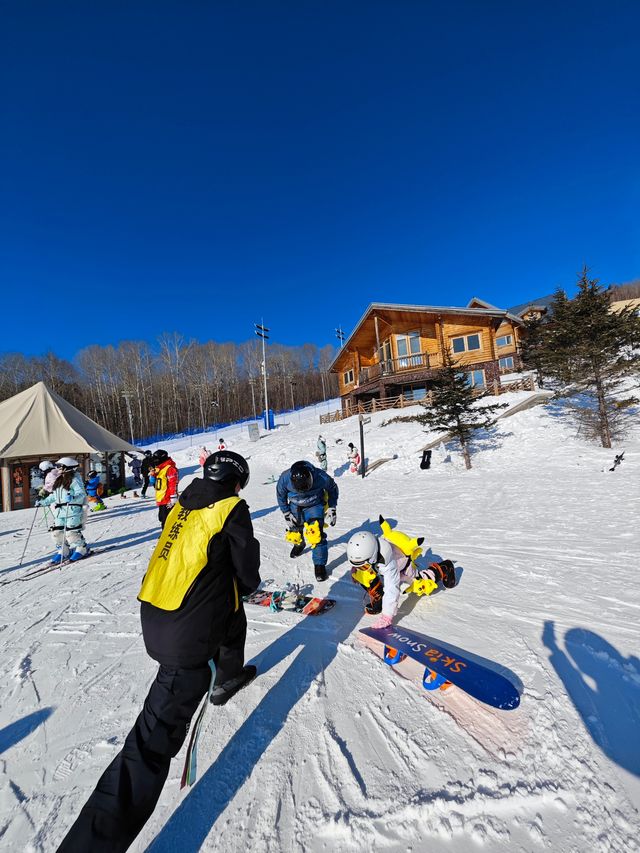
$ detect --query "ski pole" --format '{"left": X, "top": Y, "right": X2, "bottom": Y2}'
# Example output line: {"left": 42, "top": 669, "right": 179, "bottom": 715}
{"left": 19, "top": 505, "right": 39, "bottom": 567}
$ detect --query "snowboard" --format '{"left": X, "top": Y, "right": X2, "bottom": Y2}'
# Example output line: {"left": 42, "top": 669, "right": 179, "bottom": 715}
{"left": 244, "top": 588, "right": 336, "bottom": 616}
{"left": 360, "top": 625, "right": 520, "bottom": 710}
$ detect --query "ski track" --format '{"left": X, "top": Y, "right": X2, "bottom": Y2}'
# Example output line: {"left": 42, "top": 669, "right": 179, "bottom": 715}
{"left": 0, "top": 393, "right": 639, "bottom": 852}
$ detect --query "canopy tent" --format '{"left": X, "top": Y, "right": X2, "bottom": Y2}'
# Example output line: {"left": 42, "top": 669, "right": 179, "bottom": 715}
{"left": 0, "top": 382, "right": 139, "bottom": 511}
{"left": 0, "top": 382, "right": 138, "bottom": 458}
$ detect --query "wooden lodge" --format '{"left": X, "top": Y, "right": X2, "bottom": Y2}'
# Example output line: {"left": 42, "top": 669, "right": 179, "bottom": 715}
{"left": 327, "top": 299, "right": 532, "bottom": 420}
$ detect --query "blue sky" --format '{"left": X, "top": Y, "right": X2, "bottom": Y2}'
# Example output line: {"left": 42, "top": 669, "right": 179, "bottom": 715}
{"left": 2, "top": 1, "right": 639, "bottom": 360}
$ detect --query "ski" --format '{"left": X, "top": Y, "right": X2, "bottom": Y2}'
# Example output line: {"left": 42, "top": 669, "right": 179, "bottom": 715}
{"left": 180, "top": 660, "right": 217, "bottom": 789}
{"left": 360, "top": 625, "right": 520, "bottom": 710}
{"left": 244, "top": 587, "right": 336, "bottom": 616}
{"left": 7, "top": 546, "right": 118, "bottom": 583}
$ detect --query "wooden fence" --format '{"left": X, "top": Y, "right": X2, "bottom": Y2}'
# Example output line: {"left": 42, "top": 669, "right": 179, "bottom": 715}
{"left": 319, "top": 375, "right": 535, "bottom": 423}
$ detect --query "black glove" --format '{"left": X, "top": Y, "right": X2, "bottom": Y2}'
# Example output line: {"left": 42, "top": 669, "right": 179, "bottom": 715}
{"left": 327, "top": 507, "right": 337, "bottom": 527}
{"left": 283, "top": 510, "right": 297, "bottom": 527}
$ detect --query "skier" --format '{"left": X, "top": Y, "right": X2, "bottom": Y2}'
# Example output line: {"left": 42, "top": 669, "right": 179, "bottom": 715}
{"left": 347, "top": 515, "right": 455, "bottom": 629}
{"left": 198, "top": 445, "right": 211, "bottom": 466}
{"left": 140, "top": 450, "right": 154, "bottom": 498}
{"left": 347, "top": 442, "right": 361, "bottom": 474}
{"left": 217, "top": 437, "right": 227, "bottom": 451}
{"left": 276, "top": 460, "right": 339, "bottom": 582}
{"left": 37, "top": 460, "right": 61, "bottom": 496}
{"left": 57, "top": 451, "right": 261, "bottom": 853}
{"left": 128, "top": 454, "right": 143, "bottom": 486}
{"left": 315, "top": 434, "right": 328, "bottom": 471}
{"left": 36, "top": 457, "right": 90, "bottom": 563}
{"left": 152, "top": 449, "right": 178, "bottom": 529}
{"left": 85, "top": 470, "right": 106, "bottom": 511}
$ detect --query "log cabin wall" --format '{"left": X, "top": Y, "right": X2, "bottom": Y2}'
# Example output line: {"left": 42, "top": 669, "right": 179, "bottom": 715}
{"left": 333, "top": 304, "right": 525, "bottom": 403}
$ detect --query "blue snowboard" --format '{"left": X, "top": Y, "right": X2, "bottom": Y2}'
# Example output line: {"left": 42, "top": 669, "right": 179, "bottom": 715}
{"left": 361, "top": 625, "right": 520, "bottom": 710}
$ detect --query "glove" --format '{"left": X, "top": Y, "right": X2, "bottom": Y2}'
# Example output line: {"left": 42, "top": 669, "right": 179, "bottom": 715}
{"left": 326, "top": 507, "right": 337, "bottom": 527}
{"left": 283, "top": 511, "right": 297, "bottom": 527}
{"left": 372, "top": 613, "right": 393, "bottom": 630}
{"left": 35, "top": 500, "right": 42, "bottom": 507}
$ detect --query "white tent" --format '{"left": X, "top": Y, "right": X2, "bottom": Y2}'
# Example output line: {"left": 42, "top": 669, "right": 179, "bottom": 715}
{"left": 0, "top": 382, "right": 138, "bottom": 457}
{"left": 0, "top": 382, "right": 138, "bottom": 511}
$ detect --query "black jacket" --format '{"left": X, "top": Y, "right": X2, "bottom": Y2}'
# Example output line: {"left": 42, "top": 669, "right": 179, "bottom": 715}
{"left": 140, "top": 478, "right": 261, "bottom": 668}
{"left": 141, "top": 456, "right": 155, "bottom": 476}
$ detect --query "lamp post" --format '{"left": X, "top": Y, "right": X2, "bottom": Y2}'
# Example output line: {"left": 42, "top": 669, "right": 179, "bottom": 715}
{"left": 211, "top": 400, "right": 220, "bottom": 437}
{"left": 248, "top": 378, "right": 257, "bottom": 422}
{"left": 121, "top": 391, "right": 135, "bottom": 444}
{"left": 289, "top": 378, "right": 297, "bottom": 410}
{"left": 254, "top": 320, "right": 270, "bottom": 430}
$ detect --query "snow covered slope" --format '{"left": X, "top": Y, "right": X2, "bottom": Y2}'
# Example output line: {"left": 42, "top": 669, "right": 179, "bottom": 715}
{"left": 1, "top": 392, "right": 639, "bottom": 852}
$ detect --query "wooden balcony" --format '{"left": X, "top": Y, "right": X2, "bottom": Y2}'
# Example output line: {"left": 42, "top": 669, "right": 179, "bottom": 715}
{"left": 359, "top": 352, "right": 431, "bottom": 385}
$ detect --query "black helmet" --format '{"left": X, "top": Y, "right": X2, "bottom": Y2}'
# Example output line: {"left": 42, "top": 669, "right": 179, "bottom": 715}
{"left": 290, "top": 461, "right": 313, "bottom": 491}
{"left": 152, "top": 449, "right": 169, "bottom": 464}
{"left": 144, "top": 450, "right": 152, "bottom": 457}
{"left": 203, "top": 451, "right": 250, "bottom": 489}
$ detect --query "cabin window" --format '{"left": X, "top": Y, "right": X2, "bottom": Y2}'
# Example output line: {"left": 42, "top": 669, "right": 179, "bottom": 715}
{"left": 464, "top": 369, "right": 485, "bottom": 388}
{"left": 499, "top": 356, "right": 515, "bottom": 370}
{"left": 496, "top": 334, "right": 513, "bottom": 347}
{"left": 451, "top": 332, "right": 481, "bottom": 353}
{"left": 395, "top": 330, "right": 421, "bottom": 367}
{"left": 343, "top": 369, "right": 354, "bottom": 385}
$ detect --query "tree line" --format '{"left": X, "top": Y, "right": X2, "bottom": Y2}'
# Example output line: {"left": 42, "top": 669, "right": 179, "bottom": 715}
{"left": 0, "top": 335, "right": 340, "bottom": 442}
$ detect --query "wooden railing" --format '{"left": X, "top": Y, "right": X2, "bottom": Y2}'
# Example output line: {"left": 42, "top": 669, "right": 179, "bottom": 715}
{"left": 359, "top": 352, "right": 430, "bottom": 384}
{"left": 320, "top": 375, "right": 535, "bottom": 423}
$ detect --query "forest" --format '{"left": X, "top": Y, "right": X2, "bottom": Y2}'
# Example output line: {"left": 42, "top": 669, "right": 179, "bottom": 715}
{"left": 0, "top": 335, "right": 339, "bottom": 443}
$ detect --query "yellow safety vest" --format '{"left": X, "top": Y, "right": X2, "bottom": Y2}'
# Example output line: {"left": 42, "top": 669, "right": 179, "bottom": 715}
{"left": 138, "top": 496, "right": 241, "bottom": 611}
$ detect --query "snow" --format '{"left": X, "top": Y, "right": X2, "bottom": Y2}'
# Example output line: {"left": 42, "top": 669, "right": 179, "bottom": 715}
{"left": 1, "top": 391, "right": 639, "bottom": 852}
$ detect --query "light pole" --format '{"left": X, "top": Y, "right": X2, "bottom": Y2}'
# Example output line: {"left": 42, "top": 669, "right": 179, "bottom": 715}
{"left": 289, "top": 379, "right": 297, "bottom": 410}
{"left": 254, "top": 320, "right": 270, "bottom": 430}
{"left": 336, "top": 326, "right": 345, "bottom": 348}
{"left": 248, "top": 378, "right": 257, "bottom": 422}
{"left": 121, "top": 391, "right": 135, "bottom": 444}
{"left": 211, "top": 400, "right": 219, "bottom": 437}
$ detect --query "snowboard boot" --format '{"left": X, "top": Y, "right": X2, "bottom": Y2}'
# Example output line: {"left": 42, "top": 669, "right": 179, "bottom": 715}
{"left": 365, "top": 577, "right": 383, "bottom": 614}
{"left": 289, "top": 541, "right": 305, "bottom": 558}
{"left": 314, "top": 564, "right": 327, "bottom": 582}
{"left": 431, "top": 560, "right": 456, "bottom": 589}
{"left": 210, "top": 665, "right": 257, "bottom": 706}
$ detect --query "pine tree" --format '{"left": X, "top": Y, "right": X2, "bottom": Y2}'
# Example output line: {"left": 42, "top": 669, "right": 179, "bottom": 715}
{"left": 520, "top": 314, "right": 548, "bottom": 388}
{"left": 544, "top": 268, "right": 640, "bottom": 448}
{"left": 409, "top": 349, "right": 507, "bottom": 469}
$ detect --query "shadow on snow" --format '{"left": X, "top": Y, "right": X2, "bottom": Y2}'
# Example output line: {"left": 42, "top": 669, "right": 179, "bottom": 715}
{"left": 543, "top": 620, "right": 640, "bottom": 777}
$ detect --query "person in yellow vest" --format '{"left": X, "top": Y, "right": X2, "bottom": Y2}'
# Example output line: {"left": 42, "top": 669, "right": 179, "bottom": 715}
{"left": 57, "top": 451, "right": 261, "bottom": 853}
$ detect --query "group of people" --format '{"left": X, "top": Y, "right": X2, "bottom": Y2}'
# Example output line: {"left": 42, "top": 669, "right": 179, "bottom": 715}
{"left": 58, "top": 447, "right": 456, "bottom": 852}
{"left": 314, "top": 434, "right": 361, "bottom": 474}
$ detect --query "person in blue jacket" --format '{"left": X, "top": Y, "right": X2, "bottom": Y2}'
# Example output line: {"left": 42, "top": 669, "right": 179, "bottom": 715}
{"left": 38, "top": 457, "right": 90, "bottom": 563}
{"left": 276, "top": 460, "right": 339, "bottom": 582}
{"left": 85, "top": 470, "right": 106, "bottom": 511}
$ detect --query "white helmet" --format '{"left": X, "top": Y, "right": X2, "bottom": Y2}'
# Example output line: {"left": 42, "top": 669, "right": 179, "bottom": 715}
{"left": 39, "top": 460, "right": 55, "bottom": 472}
{"left": 347, "top": 531, "right": 379, "bottom": 566}
{"left": 56, "top": 457, "right": 80, "bottom": 470}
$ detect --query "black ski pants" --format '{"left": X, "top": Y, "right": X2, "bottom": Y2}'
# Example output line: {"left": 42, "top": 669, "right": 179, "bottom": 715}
{"left": 158, "top": 504, "right": 171, "bottom": 529}
{"left": 141, "top": 473, "right": 150, "bottom": 496}
{"left": 57, "top": 608, "right": 248, "bottom": 853}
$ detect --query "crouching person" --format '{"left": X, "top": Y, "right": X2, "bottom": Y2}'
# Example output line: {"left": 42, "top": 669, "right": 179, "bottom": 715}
{"left": 347, "top": 515, "right": 454, "bottom": 630}
{"left": 37, "top": 457, "right": 90, "bottom": 564}
{"left": 57, "top": 451, "right": 261, "bottom": 853}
